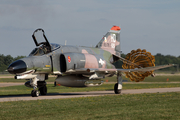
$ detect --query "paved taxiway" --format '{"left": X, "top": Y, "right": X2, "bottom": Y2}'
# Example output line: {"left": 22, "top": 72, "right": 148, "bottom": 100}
{"left": 0, "top": 83, "right": 24, "bottom": 87}
{"left": 0, "top": 86, "right": 180, "bottom": 102}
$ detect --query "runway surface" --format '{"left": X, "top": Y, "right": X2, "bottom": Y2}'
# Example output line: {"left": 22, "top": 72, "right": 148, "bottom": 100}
{"left": 0, "top": 87, "right": 180, "bottom": 102}
{"left": 0, "top": 83, "right": 24, "bottom": 87}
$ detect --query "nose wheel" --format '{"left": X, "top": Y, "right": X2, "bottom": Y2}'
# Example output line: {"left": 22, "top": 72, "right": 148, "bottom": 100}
{"left": 31, "top": 86, "right": 47, "bottom": 97}
{"left": 30, "top": 77, "right": 47, "bottom": 97}
{"left": 31, "top": 90, "right": 39, "bottom": 97}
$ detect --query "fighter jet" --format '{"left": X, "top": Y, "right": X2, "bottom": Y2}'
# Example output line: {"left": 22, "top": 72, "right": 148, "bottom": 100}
{"left": 7, "top": 26, "right": 173, "bottom": 97}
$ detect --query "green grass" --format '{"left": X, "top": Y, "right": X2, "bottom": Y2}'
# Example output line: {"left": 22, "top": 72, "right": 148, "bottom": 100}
{"left": 1, "top": 83, "right": 180, "bottom": 96}
{"left": 0, "top": 92, "right": 180, "bottom": 120}
{"left": 1, "top": 75, "right": 180, "bottom": 119}
{"left": 143, "top": 76, "right": 180, "bottom": 82}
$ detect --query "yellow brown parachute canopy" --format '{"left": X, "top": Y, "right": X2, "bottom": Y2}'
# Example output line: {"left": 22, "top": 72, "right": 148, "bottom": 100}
{"left": 122, "top": 49, "right": 155, "bottom": 82}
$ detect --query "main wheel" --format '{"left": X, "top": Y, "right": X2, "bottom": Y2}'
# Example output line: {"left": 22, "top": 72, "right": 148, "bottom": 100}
{"left": 114, "top": 83, "right": 121, "bottom": 94}
{"left": 39, "top": 86, "right": 47, "bottom": 95}
{"left": 31, "top": 90, "right": 35, "bottom": 97}
{"left": 31, "top": 90, "right": 39, "bottom": 97}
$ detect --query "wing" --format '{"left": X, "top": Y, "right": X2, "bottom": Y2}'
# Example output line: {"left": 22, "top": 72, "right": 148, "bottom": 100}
{"left": 74, "top": 64, "right": 174, "bottom": 73}
{"left": 67, "top": 64, "right": 174, "bottom": 80}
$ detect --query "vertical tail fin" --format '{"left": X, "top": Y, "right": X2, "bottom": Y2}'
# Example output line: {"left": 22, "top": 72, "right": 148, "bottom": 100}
{"left": 96, "top": 26, "right": 121, "bottom": 54}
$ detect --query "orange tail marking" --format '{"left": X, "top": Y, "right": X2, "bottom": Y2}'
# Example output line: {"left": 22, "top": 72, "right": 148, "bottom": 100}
{"left": 111, "top": 26, "right": 121, "bottom": 31}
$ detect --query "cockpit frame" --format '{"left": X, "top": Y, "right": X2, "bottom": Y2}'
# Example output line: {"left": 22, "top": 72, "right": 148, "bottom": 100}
{"left": 32, "top": 28, "right": 52, "bottom": 53}
{"left": 30, "top": 28, "right": 61, "bottom": 56}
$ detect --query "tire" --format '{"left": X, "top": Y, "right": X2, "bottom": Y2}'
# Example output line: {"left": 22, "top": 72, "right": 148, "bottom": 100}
{"left": 39, "top": 86, "right": 47, "bottom": 95}
{"left": 31, "top": 90, "right": 39, "bottom": 97}
{"left": 114, "top": 83, "right": 121, "bottom": 94}
{"left": 35, "top": 90, "right": 39, "bottom": 97}
{"left": 31, "top": 90, "right": 35, "bottom": 97}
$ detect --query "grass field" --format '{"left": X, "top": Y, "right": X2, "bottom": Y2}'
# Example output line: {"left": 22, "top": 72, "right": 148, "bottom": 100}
{"left": 1, "top": 83, "right": 180, "bottom": 96}
{"left": 0, "top": 92, "right": 180, "bottom": 120}
{"left": 0, "top": 75, "right": 180, "bottom": 119}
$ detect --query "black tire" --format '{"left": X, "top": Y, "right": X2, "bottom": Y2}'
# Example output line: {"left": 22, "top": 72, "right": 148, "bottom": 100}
{"left": 114, "top": 83, "right": 121, "bottom": 94}
{"left": 35, "top": 90, "right": 39, "bottom": 97}
{"left": 39, "top": 86, "right": 47, "bottom": 95}
{"left": 31, "top": 90, "right": 35, "bottom": 97}
{"left": 31, "top": 90, "right": 39, "bottom": 97}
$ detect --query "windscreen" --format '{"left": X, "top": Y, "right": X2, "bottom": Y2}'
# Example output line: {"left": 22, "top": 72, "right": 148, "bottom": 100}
{"left": 29, "top": 44, "right": 60, "bottom": 56}
{"left": 29, "top": 46, "right": 46, "bottom": 56}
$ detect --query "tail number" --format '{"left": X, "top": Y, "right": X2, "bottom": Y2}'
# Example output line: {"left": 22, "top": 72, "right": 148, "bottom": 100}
{"left": 111, "top": 43, "right": 115, "bottom": 48}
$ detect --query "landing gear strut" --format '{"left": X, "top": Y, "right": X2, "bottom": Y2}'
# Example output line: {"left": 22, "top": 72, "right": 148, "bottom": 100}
{"left": 114, "top": 72, "right": 122, "bottom": 94}
{"left": 30, "top": 77, "right": 39, "bottom": 97}
{"left": 39, "top": 85, "right": 47, "bottom": 95}
{"left": 29, "top": 77, "right": 47, "bottom": 97}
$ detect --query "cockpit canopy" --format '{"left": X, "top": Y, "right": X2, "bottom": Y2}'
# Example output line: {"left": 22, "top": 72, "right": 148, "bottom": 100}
{"left": 29, "top": 43, "right": 60, "bottom": 56}
{"left": 29, "top": 28, "right": 61, "bottom": 56}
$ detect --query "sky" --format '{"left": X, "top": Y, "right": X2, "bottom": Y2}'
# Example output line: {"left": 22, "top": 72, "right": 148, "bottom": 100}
{"left": 0, "top": 0, "right": 180, "bottom": 57}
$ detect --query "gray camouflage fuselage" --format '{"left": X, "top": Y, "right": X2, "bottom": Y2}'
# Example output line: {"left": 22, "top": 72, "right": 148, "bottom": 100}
{"left": 7, "top": 26, "right": 174, "bottom": 97}
{"left": 8, "top": 26, "right": 121, "bottom": 87}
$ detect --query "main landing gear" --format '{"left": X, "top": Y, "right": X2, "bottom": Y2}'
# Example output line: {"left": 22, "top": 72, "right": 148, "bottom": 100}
{"left": 114, "top": 72, "right": 122, "bottom": 94}
{"left": 39, "top": 85, "right": 47, "bottom": 95}
{"left": 30, "top": 77, "right": 47, "bottom": 97}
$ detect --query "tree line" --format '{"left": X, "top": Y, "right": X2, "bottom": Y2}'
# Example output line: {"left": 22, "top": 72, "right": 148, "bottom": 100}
{"left": 154, "top": 53, "right": 179, "bottom": 71}
{"left": 0, "top": 54, "right": 26, "bottom": 72}
{"left": 0, "top": 53, "right": 179, "bottom": 72}
{"left": 115, "top": 53, "right": 179, "bottom": 72}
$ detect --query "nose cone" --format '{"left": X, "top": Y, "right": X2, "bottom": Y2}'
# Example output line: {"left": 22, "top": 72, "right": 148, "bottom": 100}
{"left": 8, "top": 60, "right": 27, "bottom": 74}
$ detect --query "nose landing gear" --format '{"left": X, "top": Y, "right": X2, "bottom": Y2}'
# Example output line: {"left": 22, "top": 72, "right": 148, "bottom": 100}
{"left": 31, "top": 90, "right": 39, "bottom": 97}
{"left": 30, "top": 77, "right": 47, "bottom": 97}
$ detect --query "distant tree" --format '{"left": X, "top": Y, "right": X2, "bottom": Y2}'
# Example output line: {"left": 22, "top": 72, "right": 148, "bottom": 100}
{"left": 121, "top": 53, "right": 126, "bottom": 58}
{"left": 0, "top": 54, "right": 13, "bottom": 72}
{"left": 4, "top": 55, "right": 14, "bottom": 66}
{"left": 13, "top": 56, "right": 26, "bottom": 61}
{"left": 0, "top": 54, "right": 26, "bottom": 72}
{"left": 155, "top": 53, "right": 179, "bottom": 71}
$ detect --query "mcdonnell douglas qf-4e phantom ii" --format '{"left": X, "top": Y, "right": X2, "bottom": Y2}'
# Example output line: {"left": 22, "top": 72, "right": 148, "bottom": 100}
{"left": 7, "top": 26, "right": 174, "bottom": 97}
